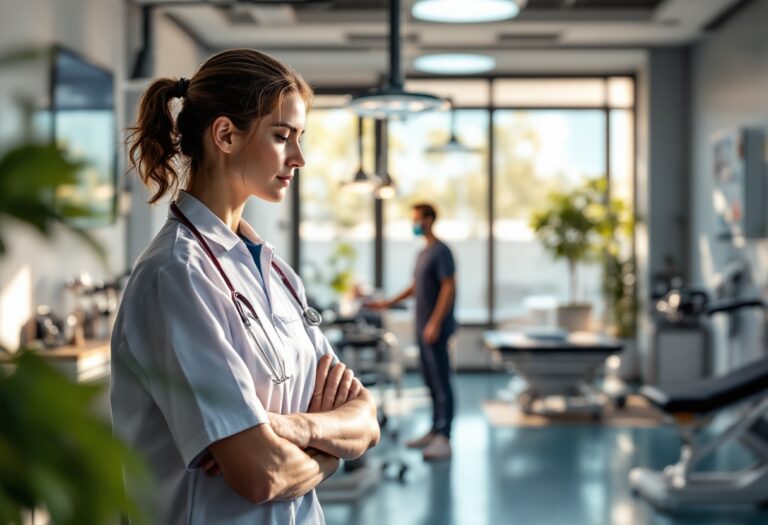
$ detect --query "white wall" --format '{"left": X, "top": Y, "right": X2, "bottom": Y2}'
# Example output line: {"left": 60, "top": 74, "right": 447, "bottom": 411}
{"left": 689, "top": 0, "right": 768, "bottom": 373}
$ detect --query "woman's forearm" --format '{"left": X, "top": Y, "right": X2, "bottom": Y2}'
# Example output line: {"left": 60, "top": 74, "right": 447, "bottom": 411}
{"left": 272, "top": 448, "right": 339, "bottom": 501}
{"left": 307, "top": 391, "right": 380, "bottom": 459}
{"left": 271, "top": 390, "right": 380, "bottom": 460}
{"left": 210, "top": 423, "right": 339, "bottom": 504}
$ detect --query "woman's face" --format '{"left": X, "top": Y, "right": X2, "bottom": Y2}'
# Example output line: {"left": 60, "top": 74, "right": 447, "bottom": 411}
{"left": 236, "top": 91, "right": 307, "bottom": 203}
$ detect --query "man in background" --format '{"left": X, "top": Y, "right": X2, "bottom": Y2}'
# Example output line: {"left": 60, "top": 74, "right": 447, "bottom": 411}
{"left": 367, "top": 203, "right": 456, "bottom": 460}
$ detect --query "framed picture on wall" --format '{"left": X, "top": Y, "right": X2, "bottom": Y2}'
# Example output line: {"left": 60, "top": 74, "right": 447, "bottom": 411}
{"left": 711, "top": 127, "right": 765, "bottom": 240}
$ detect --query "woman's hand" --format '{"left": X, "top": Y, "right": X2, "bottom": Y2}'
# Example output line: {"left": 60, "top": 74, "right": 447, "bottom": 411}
{"left": 200, "top": 450, "right": 222, "bottom": 477}
{"left": 308, "top": 354, "right": 363, "bottom": 413}
{"left": 269, "top": 412, "right": 312, "bottom": 449}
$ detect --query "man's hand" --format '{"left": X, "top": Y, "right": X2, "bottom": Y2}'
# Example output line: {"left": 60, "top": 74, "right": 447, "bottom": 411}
{"left": 309, "top": 354, "right": 363, "bottom": 413}
{"left": 423, "top": 320, "right": 441, "bottom": 345}
{"left": 362, "top": 299, "right": 388, "bottom": 311}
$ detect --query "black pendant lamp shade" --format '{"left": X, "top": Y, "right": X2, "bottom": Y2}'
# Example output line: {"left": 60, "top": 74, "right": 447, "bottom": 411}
{"left": 348, "top": 0, "right": 445, "bottom": 119}
{"left": 343, "top": 116, "right": 378, "bottom": 193}
{"left": 426, "top": 101, "right": 482, "bottom": 154}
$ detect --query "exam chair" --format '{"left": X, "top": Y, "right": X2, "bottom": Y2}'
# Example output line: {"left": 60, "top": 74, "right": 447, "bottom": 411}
{"left": 630, "top": 355, "right": 768, "bottom": 510}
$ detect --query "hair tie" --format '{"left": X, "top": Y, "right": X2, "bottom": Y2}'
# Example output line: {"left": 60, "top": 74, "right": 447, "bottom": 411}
{"left": 173, "top": 77, "right": 190, "bottom": 99}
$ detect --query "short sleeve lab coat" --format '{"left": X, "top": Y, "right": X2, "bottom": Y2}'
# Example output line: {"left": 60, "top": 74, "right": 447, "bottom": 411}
{"left": 110, "top": 191, "right": 335, "bottom": 525}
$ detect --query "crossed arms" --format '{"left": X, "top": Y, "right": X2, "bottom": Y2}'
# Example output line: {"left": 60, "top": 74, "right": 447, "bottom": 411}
{"left": 205, "top": 355, "right": 380, "bottom": 504}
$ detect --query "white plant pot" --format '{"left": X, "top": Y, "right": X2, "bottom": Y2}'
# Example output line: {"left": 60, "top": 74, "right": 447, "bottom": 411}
{"left": 556, "top": 304, "right": 592, "bottom": 332}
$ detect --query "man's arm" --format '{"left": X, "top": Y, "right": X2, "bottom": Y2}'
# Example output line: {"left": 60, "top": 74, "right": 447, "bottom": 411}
{"left": 423, "top": 276, "right": 455, "bottom": 343}
{"left": 366, "top": 282, "right": 415, "bottom": 309}
{"left": 269, "top": 356, "right": 380, "bottom": 460}
{"left": 208, "top": 423, "right": 339, "bottom": 503}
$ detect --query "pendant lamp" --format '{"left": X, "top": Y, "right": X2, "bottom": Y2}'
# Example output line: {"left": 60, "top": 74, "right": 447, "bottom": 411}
{"left": 347, "top": 0, "right": 445, "bottom": 119}
{"left": 426, "top": 101, "right": 482, "bottom": 155}
{"left": 343, "top": 116, "right": 378, "bottom": 193}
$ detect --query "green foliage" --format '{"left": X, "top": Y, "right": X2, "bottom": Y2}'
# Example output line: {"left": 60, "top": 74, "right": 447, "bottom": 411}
{"left": 530, "top": 178, "right": 606, "bottom": 303}
{"left": 328, "top": 243, "right": 357, "bottom": 295}
{"left": 0, "top": 353, "right": 149, "bottom": 525}
{"left": 531, "top": 178, "right": 637, "bottom": 334}
{"left": 0, "top": 144, "right": 105, "bottom": 260}
{"left": 530, "top": 180, "right": 604, "bottom": 266}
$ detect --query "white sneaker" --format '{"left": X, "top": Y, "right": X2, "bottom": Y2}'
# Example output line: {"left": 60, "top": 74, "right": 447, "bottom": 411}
{"left": 422, "top": 435, "right": 452, "bottom": 461}
{"left": 405, "top": 431, "right": 436, "bottom": 449}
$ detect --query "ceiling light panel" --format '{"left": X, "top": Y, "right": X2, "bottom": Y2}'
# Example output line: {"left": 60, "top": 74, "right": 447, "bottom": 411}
{"left": 414, "top": 53, "right": 496, "bottom": 75}
{"left": 412, "top": 0, "right": 520, "bottom": 23}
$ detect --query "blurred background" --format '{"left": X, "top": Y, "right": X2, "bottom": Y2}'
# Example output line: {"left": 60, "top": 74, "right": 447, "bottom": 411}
{"left": 2, "top": 0, "right": 768, "bottom": 524}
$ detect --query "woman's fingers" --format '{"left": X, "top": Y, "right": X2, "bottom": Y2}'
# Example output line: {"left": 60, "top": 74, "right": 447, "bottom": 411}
{"left": 309, "top": 354, "right": 333, "bottom": 413}
{"left": 347, "top": 378, "right": 363, "bottom": 402}
{"left": 321, "top": 362, "right": 346, "bottom": 412}
{"left": 200, "top": 452, "right": 221, "bottom": 476}
{"left": 333, "top": 369, "right": 355, "bottom": 408}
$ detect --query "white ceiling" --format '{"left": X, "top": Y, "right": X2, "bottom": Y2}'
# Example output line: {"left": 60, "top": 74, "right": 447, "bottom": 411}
{"left": 137, "top": 0, "right": 745, "bottom": 86}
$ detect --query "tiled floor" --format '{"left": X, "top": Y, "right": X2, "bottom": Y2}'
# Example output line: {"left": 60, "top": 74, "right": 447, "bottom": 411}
{"left": 321, "top": 373, "right": 768, "bottom": 525}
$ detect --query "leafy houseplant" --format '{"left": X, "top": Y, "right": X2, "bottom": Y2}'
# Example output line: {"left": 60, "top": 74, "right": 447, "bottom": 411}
{"left": 530, "top": 179, "right": 604, "bottom": 330}
{"left": 0, "top": 47, "right": 147, "bottom": 524}
{"left": 328, "top": 242, "right": 358, "bottom": 296}
{"left": 531, "top": 178, "right": 635, "bottom": 333}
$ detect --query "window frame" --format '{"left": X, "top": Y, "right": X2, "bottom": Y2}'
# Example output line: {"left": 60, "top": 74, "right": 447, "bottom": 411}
{"left": 295, "top": 74, "right": 637, "bottom": 328}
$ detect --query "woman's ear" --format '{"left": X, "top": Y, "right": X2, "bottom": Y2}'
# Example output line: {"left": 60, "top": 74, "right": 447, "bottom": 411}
{"left": 210, "top": 116, "right": 237, "bottom": 154}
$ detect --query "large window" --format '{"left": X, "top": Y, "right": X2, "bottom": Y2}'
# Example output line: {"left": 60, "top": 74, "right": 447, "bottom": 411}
{"left": 493, "top": 110, "right": 607, "bottom": 320}
{"left": 387, "top": 110, "right": 489, "bottom": 323}
{"left": 298, "top": 77, "right": 635, "bottom": 326}
{"left": 299, "top": 109, "right": 375, "bottom": 307}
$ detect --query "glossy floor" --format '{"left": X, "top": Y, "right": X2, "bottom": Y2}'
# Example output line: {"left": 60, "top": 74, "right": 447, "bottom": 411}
{"left": 322, "top": 373, "right": 768, "bottom": 525}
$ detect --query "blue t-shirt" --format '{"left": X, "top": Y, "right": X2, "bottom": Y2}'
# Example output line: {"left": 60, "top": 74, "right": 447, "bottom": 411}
{"left": 239, "top": 234, "right": 263, "bottom": 278}
{"left": 414, "top": 239, "right": 456, "bottom": 337}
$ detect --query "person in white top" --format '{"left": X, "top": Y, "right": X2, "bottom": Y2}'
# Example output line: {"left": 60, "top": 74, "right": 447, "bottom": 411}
{"left": 111, "top": 48, "right": 380, "bottom": 525}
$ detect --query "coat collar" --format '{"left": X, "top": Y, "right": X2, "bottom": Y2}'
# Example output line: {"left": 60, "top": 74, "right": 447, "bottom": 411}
{"left": 169, "top": 191, "right": 241, "bottom": 252}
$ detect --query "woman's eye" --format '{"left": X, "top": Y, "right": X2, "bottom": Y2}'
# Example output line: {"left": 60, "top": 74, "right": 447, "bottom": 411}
{"left": 275, "top": 135, "right": 289, "bottom": 143}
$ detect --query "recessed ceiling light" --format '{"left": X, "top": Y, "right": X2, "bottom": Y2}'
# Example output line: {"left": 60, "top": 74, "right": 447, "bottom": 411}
{"left": 412, "top": 0, "right": 520, "bottom": 24}
{"left": 414, "top": 53, "right": 496, "bottom": 75}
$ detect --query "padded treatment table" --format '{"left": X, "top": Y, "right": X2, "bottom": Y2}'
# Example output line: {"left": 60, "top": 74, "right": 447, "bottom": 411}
{"left": 630, "top": 356, "right": 768, "bottom": 510}
{"left": 484, "top": 330, "right": 623, "bottom": 418}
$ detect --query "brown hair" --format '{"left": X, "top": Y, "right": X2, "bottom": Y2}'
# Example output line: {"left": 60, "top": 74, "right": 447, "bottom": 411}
{"left": 413, "top": 202, "right": 437, "bottom": 222}
{"left": 127, "top": 48, "right": 313, "bottom": 203}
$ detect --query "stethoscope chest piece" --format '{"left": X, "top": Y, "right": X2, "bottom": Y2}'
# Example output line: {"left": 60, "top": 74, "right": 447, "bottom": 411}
{"left": 303, "top": 307, "right": 323, "bottom": 327}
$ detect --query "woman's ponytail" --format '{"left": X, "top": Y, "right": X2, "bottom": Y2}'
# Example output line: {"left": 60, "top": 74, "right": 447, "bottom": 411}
{"left": 127, "top": 78, "right": 183, "bottom": 204}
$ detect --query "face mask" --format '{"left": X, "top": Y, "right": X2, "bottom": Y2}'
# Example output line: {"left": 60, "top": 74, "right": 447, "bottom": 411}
{"left": 412, "top": 223, "right": 424, "bottom": 236}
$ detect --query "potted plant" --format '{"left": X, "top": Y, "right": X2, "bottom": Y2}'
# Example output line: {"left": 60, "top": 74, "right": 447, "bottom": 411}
{"left": 530, "top": 179, "right": 605, "bottom": 332}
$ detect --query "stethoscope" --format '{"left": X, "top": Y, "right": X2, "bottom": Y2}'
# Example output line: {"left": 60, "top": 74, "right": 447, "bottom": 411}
{"left": 170, "top": 202, "right": 322, "bottom": 384}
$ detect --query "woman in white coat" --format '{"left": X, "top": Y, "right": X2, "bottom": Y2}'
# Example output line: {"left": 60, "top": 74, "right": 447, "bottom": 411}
{"left": 111, "top": 48, "right": 380, "bottom": 525}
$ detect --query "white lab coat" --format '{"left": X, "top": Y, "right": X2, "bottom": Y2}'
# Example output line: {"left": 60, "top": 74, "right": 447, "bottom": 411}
{"left": 110, "top": 191, "right": 335, "bottom": 524}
